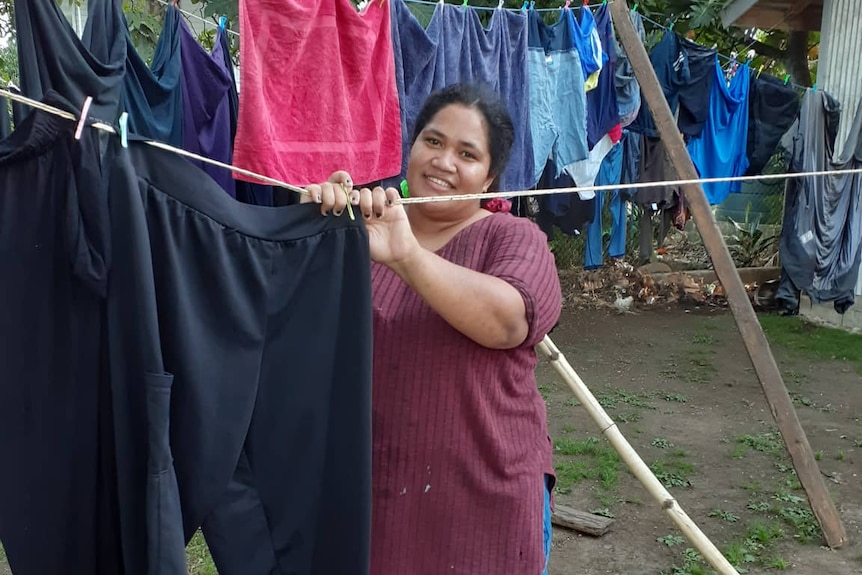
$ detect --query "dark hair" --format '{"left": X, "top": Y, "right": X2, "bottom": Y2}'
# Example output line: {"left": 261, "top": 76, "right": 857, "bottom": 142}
{"left": 410, "top": 83, "right": 515, "bottom": 184}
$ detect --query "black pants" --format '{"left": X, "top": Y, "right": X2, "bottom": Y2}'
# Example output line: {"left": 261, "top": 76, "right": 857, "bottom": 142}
{"left": 0, "top": 96, "right": 121, "bottom": 575}
{"left": 107, "top": 136, "right": 373, "bottom": 575}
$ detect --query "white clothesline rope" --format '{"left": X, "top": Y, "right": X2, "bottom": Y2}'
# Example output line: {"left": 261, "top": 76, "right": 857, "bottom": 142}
{"left": 2, "top": 85, "right": 859, "bottom": 206}
{"left": 157, "top": 0, "right": 241, "bottom": 37}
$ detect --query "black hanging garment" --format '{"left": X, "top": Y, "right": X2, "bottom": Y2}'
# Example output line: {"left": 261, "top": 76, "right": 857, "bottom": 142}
{"left": 0, "top": 93, "right": 121, "bottom": 575}
{"left": 776, "top": 90, "right": 862, "bottom": 314}
{"left": 106, "top": 136, "right": 373, "bottom": 575}
{"left": 217, "top": 25, "right": 275, "bottom": 206}
{"left": 13, "top": 0, "right": 126, "bottom": 125}
{"left": 745, "top": 73, "right": 801, "bottom": 175}
{"left": 121, "top": 4, "right": 184, "bottom": 147}
{"left": 535, "top": 157, "right": 596, "bottom": 238}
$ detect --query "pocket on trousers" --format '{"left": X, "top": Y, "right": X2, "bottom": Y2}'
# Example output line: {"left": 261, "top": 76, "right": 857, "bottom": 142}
{"left": 145, "top": 371, "right": 174, "bottom": 475}
{"left": 144, "top": 372, "right": 186, "bottom": 573}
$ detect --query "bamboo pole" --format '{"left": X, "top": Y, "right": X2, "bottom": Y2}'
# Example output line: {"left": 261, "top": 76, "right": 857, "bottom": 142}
{"left": 609, "top": 0, "right": 846, "bottom": 548}
{"left": 537, "top": 335, "right": 739, "bottom": 575}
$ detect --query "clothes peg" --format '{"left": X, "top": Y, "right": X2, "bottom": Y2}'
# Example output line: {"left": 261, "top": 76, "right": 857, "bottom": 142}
{"left": 632, "top": 2, "right": 639, "bottom": 12}
{"left": 219, "top": 16, "right": 227, "bottom": 29}
{"left": 756, "top": 64, "right": 765, "bottom": 78}
{"left": 521, "top": 1, "right": 528, "bottom": 9}
{"left": 563, "top": 0, "right": 571, "bottom": 9}
{"left": 669, "top": 21, "right": 675, "bottom": 31}
{"left": 583, "top": 0, "right": 588, "bottom": 6}
{"left": 783, "top": 74, "right": 790, "bottom": 85}
{"left": 462, "top": 0, "right": 468, "bottom": 5}
{"left": 118, "top": 112, "right": 129, "bottom": 148}
{"left": 812, "top": 83, "right": 817, "bottom": 91}
{"left": 530, "top": 1, "right": 535, "bottom": 9}
{"left": 74, "top": 96, "right": 93, "bottom": 141}
{"left": 498, "top": 0, "right": 505, "bottom": 9}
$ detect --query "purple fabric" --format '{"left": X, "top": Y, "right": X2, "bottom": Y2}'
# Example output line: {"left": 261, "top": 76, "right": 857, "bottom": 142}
{"left": 180, "top": 21, "right": 234, "bottom": 197}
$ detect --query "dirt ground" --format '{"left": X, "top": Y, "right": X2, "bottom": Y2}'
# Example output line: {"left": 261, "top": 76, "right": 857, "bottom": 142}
{"left": 544, "top": 306, "right": 862, "bottom": 575}
{"left": 1, "top": 306, "right": 859, "bottom": 575}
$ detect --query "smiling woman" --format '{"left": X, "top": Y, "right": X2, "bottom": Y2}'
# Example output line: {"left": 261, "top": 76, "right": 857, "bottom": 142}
{"left": 307, "top": 83, "right": 563, "bottom": 574}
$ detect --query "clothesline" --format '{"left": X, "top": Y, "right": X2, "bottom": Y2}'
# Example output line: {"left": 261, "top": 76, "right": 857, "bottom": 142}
{"left": 638, "top": 13, "right": 810, "bottom": 93}
{"left": 160, "top": 0, "right": 810, "bottom": 95}
{"left": 157, "top": 0, "right": 240, "bottom": 37}
{"left": 401, "top": 0, "right": 606, "bottom": 12}
{"left": 4, "top": 85, "right": 857, "bottom": 206}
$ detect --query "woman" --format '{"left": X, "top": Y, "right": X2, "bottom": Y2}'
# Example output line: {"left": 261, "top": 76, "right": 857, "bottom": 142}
{"left": 306, "top": 84, "right": 562, "bottom": 574}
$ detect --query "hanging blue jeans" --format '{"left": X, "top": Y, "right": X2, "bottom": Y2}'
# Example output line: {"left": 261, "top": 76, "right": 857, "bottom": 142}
{"left": 584, "top": 139, "right": 625, "bottom": 268}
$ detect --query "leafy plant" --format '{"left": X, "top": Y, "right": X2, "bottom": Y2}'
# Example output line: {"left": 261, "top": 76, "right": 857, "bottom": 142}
{"left": 725, "top": 208, "right": 779, "bottom": 268}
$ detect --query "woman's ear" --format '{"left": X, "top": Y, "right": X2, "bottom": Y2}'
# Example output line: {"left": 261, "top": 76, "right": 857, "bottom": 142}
{"left": 482, "top": 174, "right": 495, "bottom": 193}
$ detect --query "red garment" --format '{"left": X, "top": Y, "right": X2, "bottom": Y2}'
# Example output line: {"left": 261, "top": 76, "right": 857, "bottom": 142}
{"left": 483, "top": 197, "right": 513, "bottom": 213}
{"left": 370, "top": 213, "right": 562, "bottom": 574}
{"left": 234, "top": 0, "right": 401, "bottom": 185}
{"left": 608, "top": 123, "right": 623, "bottom": 144}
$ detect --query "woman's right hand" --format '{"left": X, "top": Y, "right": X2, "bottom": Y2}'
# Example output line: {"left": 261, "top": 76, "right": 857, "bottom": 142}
{"left": 302, "top": 171, "right": 356, "bottom": 216}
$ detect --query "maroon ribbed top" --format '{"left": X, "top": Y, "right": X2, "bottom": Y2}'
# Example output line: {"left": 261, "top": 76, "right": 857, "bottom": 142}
{"left": 369, "top": 212, "right": 562, "bottom": 574}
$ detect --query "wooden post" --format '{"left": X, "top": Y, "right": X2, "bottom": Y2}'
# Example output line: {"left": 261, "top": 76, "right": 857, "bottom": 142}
{"left": 609, "top": 0, "right": 847, "bottom": 549}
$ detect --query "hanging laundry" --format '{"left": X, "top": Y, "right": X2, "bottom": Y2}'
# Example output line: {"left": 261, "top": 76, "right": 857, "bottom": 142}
{"left": 584, "top": 134, "right": 629, "bottom": 269}
{"left": 0, "top": 92, "right": 121, "bottom": 575}
{"left": 777, "top": 91, "right": 862, "bottom": 314}
{"left": 565, "top": 133, "right": 615, "bottom": 192}
{"left": 12, "top": 0, "right": 126, "bottom": 125}
{"left": 635, "top": 135, "right": 680, "bottom": 264}
{"left": 0, "top": 96, "right": 11, "bottom": 138}
{"left": 585, "top": 3, "right": 619, "bottom": 150}
{"left": 212, "top": 24, "right": 274, "bottom": 206}
{"left": 745, "top": 73, "right": 801, "bottom": 175}
{"left": 121, "top": 4, "right": 184, "bottom": 147}
{"left": 107, "top": 135, "right": 374, "bottom": 575}
{"left": 526, "top": 6, "right": 588, "bottom": 185}
{"left": 389, "top": 0, "right": 533, "bottom": 191}
{"left": 571, "top": 5, "right": 603, "bottom": 91}
{"left": 630, "top": 31, "right": 716, "bottom": 139}
{"left": 235, "top": 0, "right": 400, "bottom": 186}
{"left": 687, "top": 60, "right": 751, "bottom": 205}
{"left": 535, "top": 157, "right": 596, "bottom": 238}
{"left": 180, "top": 20, "right": 234, "bottom": 196}
{"left": 615, "top": 8, "right": 645, "bottom": 128}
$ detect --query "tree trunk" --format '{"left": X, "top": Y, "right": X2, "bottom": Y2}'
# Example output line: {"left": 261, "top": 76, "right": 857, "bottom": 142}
{"left": 784, "top": 31, "right": 812, "bottom": 87}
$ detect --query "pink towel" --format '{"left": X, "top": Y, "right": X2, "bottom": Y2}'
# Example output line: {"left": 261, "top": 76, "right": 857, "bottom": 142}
{"left": 234, "top": 0, "right": 402, "bottom": 186}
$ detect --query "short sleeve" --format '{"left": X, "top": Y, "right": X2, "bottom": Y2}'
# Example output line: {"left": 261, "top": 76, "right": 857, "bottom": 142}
{"left": 481, "top": 215, "right": 562, "bottom": 347}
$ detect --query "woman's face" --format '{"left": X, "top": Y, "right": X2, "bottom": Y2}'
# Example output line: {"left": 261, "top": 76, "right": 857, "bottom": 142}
{"left": 406, "top": 104, "right": 495, "bottom": 202}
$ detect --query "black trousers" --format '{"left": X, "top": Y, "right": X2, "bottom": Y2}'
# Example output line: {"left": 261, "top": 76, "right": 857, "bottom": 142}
{"left": 0, "top": 96, "right": 121, "bottom": 575}
{"left": 107, "top": 136, "right": 373, "bottom": 575}
{"left": 1, "top": 100, "right": 372, "bottom": 574}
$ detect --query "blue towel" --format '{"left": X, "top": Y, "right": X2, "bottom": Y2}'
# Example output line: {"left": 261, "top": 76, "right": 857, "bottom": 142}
{"left": 390, "top": 0, "right": 533, "bottom": 192}
{"left": 121, "top": 5, "right": 184, "bottom": 147}
{"left": 687, "top": 60, "right": 750, "bottom": 205}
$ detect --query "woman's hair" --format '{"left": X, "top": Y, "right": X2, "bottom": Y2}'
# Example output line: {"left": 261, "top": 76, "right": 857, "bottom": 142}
{"left": 411, "top": 83, "right": 515, "bottom": 183}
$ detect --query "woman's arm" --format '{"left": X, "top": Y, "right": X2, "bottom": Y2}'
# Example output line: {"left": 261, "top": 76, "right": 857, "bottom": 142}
{"left": 390, "top": 247, "right": 529, "bottom": 350}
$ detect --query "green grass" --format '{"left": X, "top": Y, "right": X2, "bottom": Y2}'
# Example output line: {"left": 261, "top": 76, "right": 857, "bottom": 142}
{"left": 186, "top": 531, "right": 217, "bottom": 575}
{"left": 553, "top": 436, "right": 621, "bottom": 495}
{"left": 760, "top": 314, "right": 862, "bottom": 373}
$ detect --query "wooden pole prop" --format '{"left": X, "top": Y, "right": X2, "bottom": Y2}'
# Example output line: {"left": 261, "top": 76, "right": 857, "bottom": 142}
{"left": 537, "top": 336, "right": 739, "bottom": 575}
{"left": 609, "top": 0, "right": 846, "bottom": 548}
